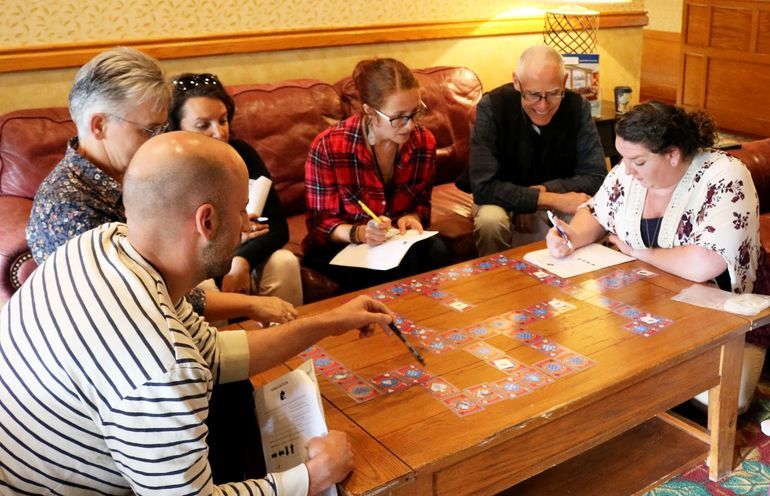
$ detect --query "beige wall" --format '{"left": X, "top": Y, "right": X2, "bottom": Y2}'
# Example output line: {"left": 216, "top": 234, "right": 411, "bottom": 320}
{"left": 645, "top": 0, "right": 683, "bottom": 32}
{"left": 0, "top": 28, "right": 643, "bottom": 114}
{"left": 2, "top": 0, "right": 642, "bottom": 46}
{"left": 0, "top": 0, "right": 644, "bottom": 114}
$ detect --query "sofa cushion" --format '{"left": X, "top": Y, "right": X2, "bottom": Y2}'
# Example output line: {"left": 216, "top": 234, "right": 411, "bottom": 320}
{"left": 729, "top": 139, "right": 770, "bottom": 214}
{"left": 0, "top": 108, "right": 74, "bottom": 198}
{"left": 228, "top": 80, "right": 344, "bottom": 217}
{"left": 0, "top": 196, "right": 36, "bottom": 299}
{"left": 335, "top": 66, "right": 483, "bottom": 186}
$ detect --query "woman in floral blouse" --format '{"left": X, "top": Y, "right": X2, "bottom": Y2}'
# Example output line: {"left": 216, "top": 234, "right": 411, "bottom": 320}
{"left": 546, "top": 101, "right": 763, "bottom": 412}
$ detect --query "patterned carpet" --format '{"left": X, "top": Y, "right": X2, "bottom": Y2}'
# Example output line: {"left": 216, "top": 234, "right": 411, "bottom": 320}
{"left": 645, "top": 378, "right": 770, "bottom": 496}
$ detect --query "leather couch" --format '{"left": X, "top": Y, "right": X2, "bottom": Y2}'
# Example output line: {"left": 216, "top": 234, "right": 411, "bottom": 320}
{"left": 0, "top": 66, "right": 482, "bottom": 303}
{"left": 2, "top": 65, "right": 769, "bottom": 304}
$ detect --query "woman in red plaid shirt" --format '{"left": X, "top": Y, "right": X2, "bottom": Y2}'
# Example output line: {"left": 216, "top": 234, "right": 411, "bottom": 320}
{"left": 303, "top": 58, "right": 450, "bottom": 292}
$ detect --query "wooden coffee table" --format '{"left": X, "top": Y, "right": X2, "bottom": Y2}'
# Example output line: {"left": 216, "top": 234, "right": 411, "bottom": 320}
{"left": 249, "top": 243, "right": 755, "bottom": 495}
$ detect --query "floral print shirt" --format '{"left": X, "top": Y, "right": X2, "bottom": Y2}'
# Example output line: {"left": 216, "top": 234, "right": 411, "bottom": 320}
{"left": 587, "top": 149, "right": 760, "bottom": 293}
{"left": 26, "top": 138, "right": 206, "bottom": 312}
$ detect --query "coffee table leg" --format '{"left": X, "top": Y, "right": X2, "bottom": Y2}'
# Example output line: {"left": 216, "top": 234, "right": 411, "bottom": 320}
{"left": 707, "top": 334, "right": 745, "bottom": 480}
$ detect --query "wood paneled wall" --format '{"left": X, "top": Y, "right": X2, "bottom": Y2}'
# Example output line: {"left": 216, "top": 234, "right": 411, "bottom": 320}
{"left": 679, "top": 0, "right": 770, "bottom": 137}
{"left": 641, "top": 30, "right": 681, "bottom": 104}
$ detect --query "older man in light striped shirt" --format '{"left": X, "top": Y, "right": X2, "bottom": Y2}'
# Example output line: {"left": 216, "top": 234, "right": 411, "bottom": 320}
{"left": 0, "top": 132, "right": 393, "bottom": 495}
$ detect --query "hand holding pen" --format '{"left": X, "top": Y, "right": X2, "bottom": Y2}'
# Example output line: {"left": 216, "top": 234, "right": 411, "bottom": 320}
{"left": 546, "top": 210, "right": 574, "bottom": 258}
{"left": 356, "top": 200, "right": 394, "bottom": 246}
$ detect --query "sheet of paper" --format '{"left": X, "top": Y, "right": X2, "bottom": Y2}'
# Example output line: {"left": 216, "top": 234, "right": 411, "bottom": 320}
{"left": 254, "top": 360, "right": 337, "bottom": 496}
{"left": 523, "top": 243, "right": 635, "bottom": 278}
{"left": 673, "top": 284, "right": 770, "bottom": 316}
{"left": 247, "top": 176, "right": 272, "bottom": 216}
{"left": 330, "top": 230, "right": 438, "bottom": 270}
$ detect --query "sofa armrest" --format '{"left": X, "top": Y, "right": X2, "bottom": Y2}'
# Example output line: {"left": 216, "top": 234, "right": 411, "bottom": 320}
{"left": 0, "top": 196, "right": 37, "bottom": 300}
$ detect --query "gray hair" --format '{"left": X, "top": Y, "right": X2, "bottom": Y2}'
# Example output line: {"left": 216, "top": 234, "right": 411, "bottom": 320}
{"left": 68, "top": 47, "right": 170, "bottom": 137}
{"left": 516, "top": 44, "right": 566, "bottom": 81}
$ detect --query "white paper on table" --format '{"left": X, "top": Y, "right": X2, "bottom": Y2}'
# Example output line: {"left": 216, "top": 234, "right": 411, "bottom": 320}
{"left": 247, "top": 176, "right": 272, "bottom": 216}
{"left": 254, "top": 360, "right": 337, "bottom": 496}
{"left": 672, "top": 284, "right": 770, "bottom": 316}
{"left": 523, "top": 243, "right": 635, "bottom": 278}
{"left": 330, "top": 230, "right": 438, "bottom": 270}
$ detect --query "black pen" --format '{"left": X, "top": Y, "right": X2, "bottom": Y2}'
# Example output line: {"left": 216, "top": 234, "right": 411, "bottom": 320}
{"left": 388, "top": 322, "right": 426, "bottom": 365}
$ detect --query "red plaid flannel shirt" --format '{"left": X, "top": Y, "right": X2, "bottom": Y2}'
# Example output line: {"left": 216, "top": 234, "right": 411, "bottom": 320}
{"left": 304, "top": 114, "right": 436, "bottom": 248}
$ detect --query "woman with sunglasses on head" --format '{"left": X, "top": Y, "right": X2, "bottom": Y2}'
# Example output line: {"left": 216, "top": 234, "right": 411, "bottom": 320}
{"left": 546, "top": 101, "right": 766, "bottom": 413}
{"left": 168, "top": 73, "right": 303, "bottom": 308}
{"left": 303, "top": 58, "right": 450, "bottom": 292}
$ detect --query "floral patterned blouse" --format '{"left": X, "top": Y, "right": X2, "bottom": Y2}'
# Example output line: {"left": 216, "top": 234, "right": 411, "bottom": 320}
{"left": 26, "top": 138, "right": 206, "bottom": 312}
{"left": 587, "top": 149, "right": 760, "bottom": 293}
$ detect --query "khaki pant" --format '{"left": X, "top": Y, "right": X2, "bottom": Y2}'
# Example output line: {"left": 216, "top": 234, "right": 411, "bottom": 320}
{"left": 199, "top": 248, "right": 303, "bottom": 306}
{"left": 473, "top": 204, "right": 565, "bottom": 256}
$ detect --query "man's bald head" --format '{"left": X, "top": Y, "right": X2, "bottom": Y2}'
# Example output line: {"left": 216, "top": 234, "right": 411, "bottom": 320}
{"left": 515, "top": 44, "right": 565, "bottom": 81}
{"left": 123, "top": 131, "right": 248, "bottom": 226}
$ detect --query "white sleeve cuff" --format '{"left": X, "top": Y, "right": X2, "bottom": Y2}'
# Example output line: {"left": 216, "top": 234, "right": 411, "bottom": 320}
{"left": 273, "top": 463, "right": 310, "bottom": 496}
{"left": 217, "top": 329, "right": 250, "bottom": 384}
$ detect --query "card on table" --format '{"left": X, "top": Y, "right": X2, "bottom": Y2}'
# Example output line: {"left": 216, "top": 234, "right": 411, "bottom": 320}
{"left": 440, "top": 328, "right": 475, "bottom": 347}
{"left": 527, "top": 303, "right": 554, "bottom": 320}
{"left": 560, "top": 284, "right": 596, "bottom": 301}
{"left": 529, "top": 338, "right": 567, "bottom": 357}
{"left": 445, "top": 298, "right": 475, "bottom": 312}
{"left": 586, "top": 295, "right": 625, "bottom": 311}
{"left": 546, "top": 298, "right": 577, "bottom": 314}
{"left": 490, "top": 377, "right": 531, "bottom": 399}
{"left": 299, "top": 345, "right": 324, "bottom": 359}
{"left": 395, "top": 364, "right": 432, "bottom": 384}
{"left": 465, "top": 383, "right": 505, "bottom": 406}
{"left": 508, "top": 329, "right": 543, "bottom": 345}
{"left": 462, "top": 323, "right": 498, "bottom": 341}
{"left": 326, "top": 365, "right": 357, "bottom": 384}
{"left": 442, "top": 393, "right": 484, "bottom": 417}
{"left": 340, "top": 378, "right": 381, "bottom": 403}
{"left": 614, "top": 304, "right": 644, "bottom": 320}
{"left": 491, "top": 357, "right": 528, "bottom": 375}
{"left": 473, "top": 259, "right": 499, "bottom": 272}
{"left": 370, "top": 373, "right": 410, "bottom": 393}
{"left": 557, "top": 351, "right": 596, "bottom": 371}
{"left": 369, "top": 290, "right": 396, "bottom": 303}
{"left": 421, "top": 377, "right": 460, "bottom": 399}
{"left": 502, "top": 310, "right": 536, "bottom": 327}
{"left": 513, "top": 368, "right": 555, "bottom": 389}
{"left": 463, "top": 341, "right": 506, "bottom": 361}
{"left": 421, "top": 335, "right": 455, "bottom": 355}
{"left": 312, "top": 355, "right": 339, "bottom": 374}
{"left": 533, "top": 357, "right": 575, "bottom": 379}
{"left": 623, "top": 321, "right": 661, "bottom": 337}
{"left": 638, "top": 313, "right": 673, "bottom": 329}
{"left": 481, "top": 316, "right": 517, "bottom": 332}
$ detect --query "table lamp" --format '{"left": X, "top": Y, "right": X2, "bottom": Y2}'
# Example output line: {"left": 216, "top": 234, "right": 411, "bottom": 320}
{"left": 543, "top": 0, "right": 631, "bottom": 54}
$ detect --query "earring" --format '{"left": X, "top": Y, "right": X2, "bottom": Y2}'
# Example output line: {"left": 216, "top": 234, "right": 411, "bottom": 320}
{"left": 366, "top": 118, "right": 377, "bottom": 146}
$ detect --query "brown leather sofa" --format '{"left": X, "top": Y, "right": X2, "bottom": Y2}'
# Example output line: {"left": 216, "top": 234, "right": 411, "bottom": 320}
{"left": 0, "top": 66, "right": 482, "bottom": 303}
{"left": 2, "top": 66, "right": 769, "bottom": 304}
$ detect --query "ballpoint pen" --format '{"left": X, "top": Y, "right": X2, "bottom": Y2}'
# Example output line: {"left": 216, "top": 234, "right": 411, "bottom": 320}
{"left": 388, "top": 321, "right": 426, "bottom": 365}
{"left": 546, "top": 210, "right": 573, "bottom": 250}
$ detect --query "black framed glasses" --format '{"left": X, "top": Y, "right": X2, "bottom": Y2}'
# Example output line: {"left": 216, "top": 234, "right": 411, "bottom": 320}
{"left": 111, "top": 115, "right": 168, "bottom": 137}
{"left": 172, "top": 73, "right": 222, "bottom": 92}
{"left": 520, "top": 87, "right": 565, "bottom": 103}
{"left": 372, "top": 101, "right": 428, "bottom": 128}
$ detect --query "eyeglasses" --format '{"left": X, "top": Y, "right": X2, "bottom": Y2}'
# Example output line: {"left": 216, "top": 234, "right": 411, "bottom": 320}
{"left": 520, "top": 88, "right": 565, "bottom": 103}
{"left": 172, "top": 73, "right": 222, "bottom": 92}
{"left": 111, "top": 115, "right": 168, "bottom": 137}
{"left": 372, "top": 101, "right": 428, "bottom": 128}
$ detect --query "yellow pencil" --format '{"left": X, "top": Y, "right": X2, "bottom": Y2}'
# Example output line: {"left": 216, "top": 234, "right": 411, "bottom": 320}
{"left": 357, "top": 200, "right": 381, "bottom": 223}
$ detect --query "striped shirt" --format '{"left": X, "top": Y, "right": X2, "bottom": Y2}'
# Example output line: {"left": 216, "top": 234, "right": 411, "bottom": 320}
{"left": 0, "top": 223, "right": 308, "bottom": 495}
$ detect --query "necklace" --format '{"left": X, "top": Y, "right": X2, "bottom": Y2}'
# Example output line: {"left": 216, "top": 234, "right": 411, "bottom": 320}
{"left": 642, "top": 217, "right": 663, "bottom": 248}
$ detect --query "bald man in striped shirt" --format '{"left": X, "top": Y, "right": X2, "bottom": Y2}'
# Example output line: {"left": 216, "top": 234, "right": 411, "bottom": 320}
{"left": 0, "top": 132, "right": 393, "bottom": 495}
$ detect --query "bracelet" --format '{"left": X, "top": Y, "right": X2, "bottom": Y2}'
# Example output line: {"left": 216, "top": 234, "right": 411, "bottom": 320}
{"left": 350, "top": 224, "right": 362, "bottom": 244}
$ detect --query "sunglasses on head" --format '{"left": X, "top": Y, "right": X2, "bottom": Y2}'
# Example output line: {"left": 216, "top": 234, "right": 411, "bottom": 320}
{"left": 172, "top": 73, "right": 222, "bottom": 92}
